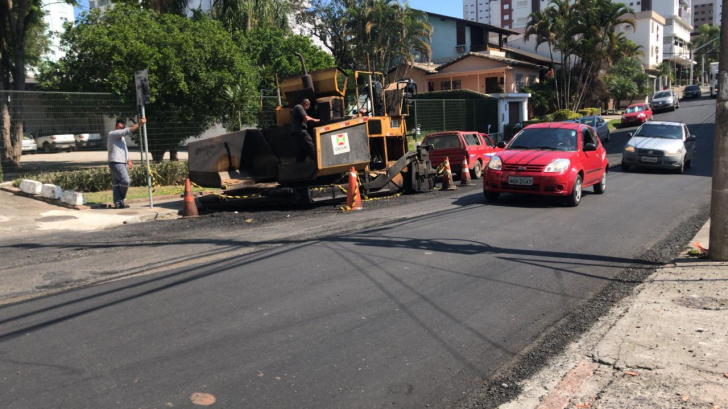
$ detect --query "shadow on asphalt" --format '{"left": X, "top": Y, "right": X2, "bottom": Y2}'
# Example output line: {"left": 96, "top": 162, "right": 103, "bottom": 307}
{"left": 0, "top": 202, "right": 667, "bottom": 341}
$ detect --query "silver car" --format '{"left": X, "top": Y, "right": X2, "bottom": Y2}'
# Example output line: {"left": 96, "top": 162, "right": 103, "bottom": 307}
{"left": 578, "top": 116, "right": 610, "bottom": 142}
{"left": 650, "top": 90, "right": 679, "bottom": 112}
{"left": 621, "top": 121, "right": 696, "bottom": 174}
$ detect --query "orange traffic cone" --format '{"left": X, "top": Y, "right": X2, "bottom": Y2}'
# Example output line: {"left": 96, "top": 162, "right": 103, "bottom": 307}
{"left": 441, "top": 157, "right": 457, "bottom": 190}
{"left": 460, "top": 156, "right": 473, "bottom": 186}
{"left": 345, "top": 167, "right": 363, "bottom": 211}
{"left": 182, "top": 178, "right": 199, "bottom": 218}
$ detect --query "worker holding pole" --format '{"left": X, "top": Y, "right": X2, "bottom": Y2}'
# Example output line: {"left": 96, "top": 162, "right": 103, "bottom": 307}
{"left": 107, "top": 117, "right": 146, "bottom": 209}
{"left": 710, "top": 0, "right": 728, "bottom": 260}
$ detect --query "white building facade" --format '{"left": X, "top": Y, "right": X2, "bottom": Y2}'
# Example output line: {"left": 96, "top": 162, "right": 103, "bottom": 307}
{"left": 43, "top": 0, "right": 75, "bottom": 63}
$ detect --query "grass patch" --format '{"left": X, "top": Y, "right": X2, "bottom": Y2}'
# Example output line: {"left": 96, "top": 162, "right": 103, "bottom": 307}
{"left": 84, "top": 185, "right": 207, "bottom": 204}
{"left": 13, "top": 161, "right": 189, "bottom": 193}
{"left": 607, "top": 119, "right": 621, "bottom": 131}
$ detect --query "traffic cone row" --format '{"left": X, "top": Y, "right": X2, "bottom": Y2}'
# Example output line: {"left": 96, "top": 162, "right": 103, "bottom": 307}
{"left": 460, "top": 156, "right": 473, "bottom": 186}
{"left": 182, "top": 178, "right": 199, "bottom": 218}
{"left": 441, "top": 157, "right": 457, "bottom": 190}
{"left": 345, "top": 166, "right": 363, "bottom": 211}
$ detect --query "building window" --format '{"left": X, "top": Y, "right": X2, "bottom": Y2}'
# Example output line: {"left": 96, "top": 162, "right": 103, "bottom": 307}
{"left": 428, "top": 82, "right": 434, "bottom": 92}
{"left": 504, "top": 4, "right": 509, "bottom": 9}
{"left": 504, "top": 15, "right": 509, "bottom": 20}
{"left": 515, "top": 74, "right": 525, "bottom": 91}
{"left": 517, "top": 1, "right": 527, "bottom": 7}
{"left": 441, "top": 81, "right": 451, "bottom": 91}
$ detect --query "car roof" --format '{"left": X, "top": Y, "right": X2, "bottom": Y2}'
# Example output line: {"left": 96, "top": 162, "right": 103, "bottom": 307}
{"left": 525, "top": 122, "right": 582, "bottom": 130}
{"left": 638, "top": 121, "right": 684, "bottom": 127}
{"left": 424, "top": 131, "right": 473, "bottom": 137}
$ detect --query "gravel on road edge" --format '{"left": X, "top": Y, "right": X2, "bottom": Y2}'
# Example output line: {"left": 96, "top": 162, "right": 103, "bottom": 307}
{"left": 452, "top": 202, "right": 711, "bottom": 409}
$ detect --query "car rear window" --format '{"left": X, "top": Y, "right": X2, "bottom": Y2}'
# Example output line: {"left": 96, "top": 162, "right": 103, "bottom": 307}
{"left": 634, "top": 124, "right": 683, "bottom": 140}
{"left": 685, "top": 85, "right": 699, "bottom": 91}
{"left": 463, "top": 133, "right": 481, "bottom": 146}
{"left": 425, "top": 134, "right": 461, "bottom": 149}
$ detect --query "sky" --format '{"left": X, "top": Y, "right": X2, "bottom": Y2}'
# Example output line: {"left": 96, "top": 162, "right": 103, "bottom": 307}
{"left": 74, "top": 0, "right": 462, "bottom": 21}
{"left": 405, "top": 0, "right": 461, "bottom": 17}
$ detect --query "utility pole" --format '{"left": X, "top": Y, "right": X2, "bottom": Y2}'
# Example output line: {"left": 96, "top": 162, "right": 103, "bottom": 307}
{"left": 709, "top": 0, "right": 728, "bottom": 260}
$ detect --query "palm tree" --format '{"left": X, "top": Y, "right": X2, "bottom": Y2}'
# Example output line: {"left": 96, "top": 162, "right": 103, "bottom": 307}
{"left": 212, "top": 0, "right": 296, "bottom": 33}
{"left": 525, "top": 9, "right": 561, "bottom": 108}
{"left": 655, "top": 61, "right": 674, "bottom": 89}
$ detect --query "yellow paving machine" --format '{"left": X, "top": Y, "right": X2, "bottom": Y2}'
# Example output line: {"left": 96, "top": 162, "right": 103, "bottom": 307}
{"left": 187, "top": 54, "right": 436, "bottom": 207}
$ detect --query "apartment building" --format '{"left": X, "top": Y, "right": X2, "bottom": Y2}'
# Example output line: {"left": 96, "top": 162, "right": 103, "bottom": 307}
{"left": 463, "top": 0, "right": 543, "bottom": 30}
{"left": 692, "top": 0, "right": 722, "bottom": 28}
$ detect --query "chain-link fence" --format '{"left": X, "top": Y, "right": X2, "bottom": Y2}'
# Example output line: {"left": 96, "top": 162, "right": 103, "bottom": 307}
{"left": 2, "top": 92, "right": 503, "bottom": 183}
{"left": 0, "top": 91, "right": 229, "bottom": 182}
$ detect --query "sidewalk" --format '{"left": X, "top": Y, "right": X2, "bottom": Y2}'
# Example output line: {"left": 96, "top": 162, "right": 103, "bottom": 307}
{"left": 500, "top": 221, "right": 728, "bottom": 409}
{"left": 0, "top": 188, "right": 180, "bottom": 238}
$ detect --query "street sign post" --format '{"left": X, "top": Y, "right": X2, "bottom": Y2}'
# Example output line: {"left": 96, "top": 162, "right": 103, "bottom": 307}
{"left": 135, "top": 69, "right": 153, "bottom": 209}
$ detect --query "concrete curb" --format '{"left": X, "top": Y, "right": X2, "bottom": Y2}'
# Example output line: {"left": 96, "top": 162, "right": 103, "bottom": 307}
{"left": 498, "top": 220, "right": 728, "bottom": 409}
{"left": 1, "top": 184, "right": 90, "bottom": 210}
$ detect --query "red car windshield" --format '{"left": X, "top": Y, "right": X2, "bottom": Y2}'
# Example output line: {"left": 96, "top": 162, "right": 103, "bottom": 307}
{"left": 425, "top": 134, "right": 460, "bottom": 148}
{"left": 625, "top": 105, "right": 645, "bottom": 113}
{"left": 508, "top": 128, "right": 578, "bottom": 152}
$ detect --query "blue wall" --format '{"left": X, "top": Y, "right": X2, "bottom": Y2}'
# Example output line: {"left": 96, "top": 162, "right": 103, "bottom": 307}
{"left": 427, "top": 18, "right": 471, "bottom": 64}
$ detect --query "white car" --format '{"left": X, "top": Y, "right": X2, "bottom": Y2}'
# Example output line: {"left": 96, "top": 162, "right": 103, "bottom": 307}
{"left": 22, "top": 135, "right": 37, "bottom": 154}
{"left": 35, "top": 132, "right": 76, "bottom": 152}
{"left": 75, "top": 133, "right": 103, "bottom": 150}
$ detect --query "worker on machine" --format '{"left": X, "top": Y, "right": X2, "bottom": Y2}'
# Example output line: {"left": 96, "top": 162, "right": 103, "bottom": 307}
{"left": 292, "top": 98, "right": 320, "bottom": 163}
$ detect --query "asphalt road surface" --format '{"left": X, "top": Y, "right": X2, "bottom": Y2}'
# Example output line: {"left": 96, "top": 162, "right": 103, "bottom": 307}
{"left": 0, "top": 97, "right": 716, "bottom": 409}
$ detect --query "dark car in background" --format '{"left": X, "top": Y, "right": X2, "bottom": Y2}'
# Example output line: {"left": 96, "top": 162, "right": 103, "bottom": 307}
{"left": 578, "top": 116, "right": 610, "bottom": 142}
{"left": 681, "top": 85, "right": 702, "bottom": 99}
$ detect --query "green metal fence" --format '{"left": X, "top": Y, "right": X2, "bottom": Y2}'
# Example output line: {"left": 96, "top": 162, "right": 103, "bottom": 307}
{"left": 407, "top": 99, "right": 500, "bottom": 141}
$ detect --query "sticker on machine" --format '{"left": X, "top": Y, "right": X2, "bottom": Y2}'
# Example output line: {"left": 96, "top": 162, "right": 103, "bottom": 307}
{"left": 332, "top": 132, "right": 351, "bottom": 155}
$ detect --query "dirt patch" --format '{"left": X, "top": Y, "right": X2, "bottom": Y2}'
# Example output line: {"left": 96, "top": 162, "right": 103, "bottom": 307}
{"left": 35, "top": 216, "right": 79, "bottom": 222}
{"left": 673, "top": 296, "right": 728, "bottom": 311}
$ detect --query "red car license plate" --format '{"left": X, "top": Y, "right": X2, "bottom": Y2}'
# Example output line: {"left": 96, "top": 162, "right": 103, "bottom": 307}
{"left": 508, "top": 176, "right": 533, "bottom": 186}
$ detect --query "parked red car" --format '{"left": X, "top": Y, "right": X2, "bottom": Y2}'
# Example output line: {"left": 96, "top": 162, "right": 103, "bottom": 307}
{"left": 621, "top": 103, "right": 653, "bottom": 127}
{"left": 483, "top": 122, "right": 609, "bottom": 207}
{"left": 422, "top": 131, "right": 500, "bottom": 179}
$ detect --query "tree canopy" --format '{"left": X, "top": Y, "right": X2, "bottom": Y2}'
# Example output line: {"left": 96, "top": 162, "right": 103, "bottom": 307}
{"left": 241, "top": 25, "right": 335, "bottom": 91}
{"left": 40, "top": 5, "right": 260, "bottom": 161}
{"left": 525, "top": 0, "right": 638, "bottom": 111}
{"left": 302, "top": 0, "right": 432, "bottom": 73}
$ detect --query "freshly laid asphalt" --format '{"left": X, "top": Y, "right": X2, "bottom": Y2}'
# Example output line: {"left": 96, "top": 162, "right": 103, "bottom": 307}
{"left": 0, "top": 97, "right": 716, "bottom": 409}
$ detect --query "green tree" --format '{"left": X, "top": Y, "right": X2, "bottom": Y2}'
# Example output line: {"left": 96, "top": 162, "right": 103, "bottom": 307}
{"left": 213, "top": 0, "right": 300, "bottom": 33}
{"left": 303, "top": 0, "right": 432, "bottom": 73}
{"left": 1, "top": 0, "right": 65, "bottom": 170}
{"left": 40, "top": 5, "right": 259, "bottom": 162}
{"left": 526, "top": 0, "right": 637, "bottom": 111}
{"left": 693, "top": 23, "right": 720, "bottom": 73}
{"left": 241, "top": 26, "right": 334, "bottom": 90}
{"left": 654, "top": 61, "right": 674, "bottom": 88}
{"left": 605, "top": 57, "right": 649, "bottom": 109}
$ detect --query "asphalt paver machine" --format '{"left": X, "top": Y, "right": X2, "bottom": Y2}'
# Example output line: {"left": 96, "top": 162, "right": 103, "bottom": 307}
{"left": 188, "top": 55, "right": 436, "bottom": 206}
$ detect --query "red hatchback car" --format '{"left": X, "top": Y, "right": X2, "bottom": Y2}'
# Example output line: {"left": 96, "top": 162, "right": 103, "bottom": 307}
{"left": 621, "top": 103, "right": 653, "bottom": 127}
{"left": 483, "top": 122, "right": 609, "bottom": 207}
{"left": 422, "top": 131, "right": 499, "bottom": 179}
